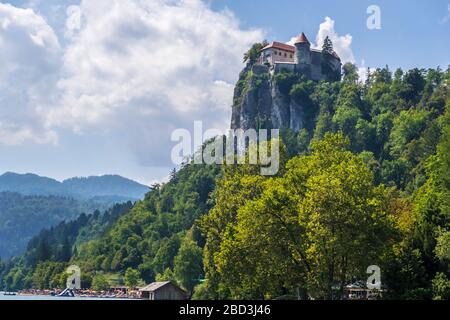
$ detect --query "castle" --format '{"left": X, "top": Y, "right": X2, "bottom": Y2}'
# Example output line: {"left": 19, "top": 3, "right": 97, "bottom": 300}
{"left": 257, "top": 32, "right": 341, "bottom": 81}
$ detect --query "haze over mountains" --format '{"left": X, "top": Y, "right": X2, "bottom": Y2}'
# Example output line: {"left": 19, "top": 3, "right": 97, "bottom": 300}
{"left": 0, "top": 172, "right": 149, "bottom": 258}
{"left": 0, "top": 172, "right": 149, "bottom": 201}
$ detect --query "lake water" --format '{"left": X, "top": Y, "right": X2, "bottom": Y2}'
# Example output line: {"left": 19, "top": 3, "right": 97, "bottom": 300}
{"left": 0, "top": 293, "right": 136, "bottom": 301}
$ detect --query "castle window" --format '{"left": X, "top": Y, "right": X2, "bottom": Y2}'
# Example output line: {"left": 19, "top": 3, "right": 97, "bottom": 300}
{"left": 284, "top": 53, "right": 287, "bottom": 57}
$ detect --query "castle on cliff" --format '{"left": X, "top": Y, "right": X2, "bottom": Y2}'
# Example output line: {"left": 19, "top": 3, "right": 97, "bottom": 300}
{"left": 256, "top": 32, "right": 341, "bottom": 81}
{"left": 230, "top": 32, "right": 343, "bottom": 132}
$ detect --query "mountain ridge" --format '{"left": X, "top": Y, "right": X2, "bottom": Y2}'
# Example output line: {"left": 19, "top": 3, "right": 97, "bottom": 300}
{"left": 0, "top": 172, "right": 149, "bottom": 200}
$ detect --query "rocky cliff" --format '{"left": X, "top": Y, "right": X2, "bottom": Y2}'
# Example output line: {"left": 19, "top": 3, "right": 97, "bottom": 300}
{"left": 230, "top": 64, "right": 306, "bottom": 131}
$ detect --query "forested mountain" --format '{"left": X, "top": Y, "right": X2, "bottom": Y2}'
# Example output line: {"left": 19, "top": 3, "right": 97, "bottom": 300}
{"left": 0, "top": 173, "right": 62, "bottom": 195}
{"left": 0, "top": 172, "right": 149, "bottom": 200}
{"left": 1, "top": 41, "right": 448, "bottom": 299}
{"left": 0, "top": 164, "right": 220, "bottom": 292}
{"left": 61, "top": 175, "right": 149, "bottom": 200}
{"left": 0, "top": 192, "right": 113, "bottom": 258}
{"left": 0, "top": 173, "right": 148, "bottom": 258}
{"left": 0, "top": 203, "right": 133, "bottom": 290}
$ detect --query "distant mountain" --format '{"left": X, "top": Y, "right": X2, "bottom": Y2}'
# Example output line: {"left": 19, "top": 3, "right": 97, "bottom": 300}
{"left": 61, "top": 175, "right": 149, "bottom": 200}
{"left": 0, "top": 173, "right": 150, "bottom": 258}
{"left": 0, "top": 192, "right": 114, "bottom": 258}
{"left": 23, "top": 202, "right": 134, "bottom": 267}
{"left": 0, "top": 172, "right": 149, "bottom": 200}
{"left": 0, "top": 172, "right": 62, "bottom": 196}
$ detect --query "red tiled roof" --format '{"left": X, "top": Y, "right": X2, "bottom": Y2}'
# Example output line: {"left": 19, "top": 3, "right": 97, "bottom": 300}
{"left": 261, "top": 41, "right": 295, "bottom": 53}
{"left": 294, "top": 32, "right": 310, "bottom": 45}
{"left": 260, "top": 34, "right": 341, "bottom": 61}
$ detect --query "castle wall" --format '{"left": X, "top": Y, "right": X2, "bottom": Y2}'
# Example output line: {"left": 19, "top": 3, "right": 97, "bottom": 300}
{"left": 262, "top": 48, "right": 295, "bottom": 65}
{"left": 259, "top": 41, "right": 341, "bottom": 82}
{"left": 273, "top": 62, "right": 296, "bottom": 74}
{"left": 311, "top": 64, "right": 325, "bottom": 81}
{"left": 295, "top": 44, "right": 311, "bottom": 65}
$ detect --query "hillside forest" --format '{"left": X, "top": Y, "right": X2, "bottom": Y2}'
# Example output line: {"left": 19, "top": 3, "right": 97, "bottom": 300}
{"left": 1, "top": 40, "right": 449, "bottom": 300}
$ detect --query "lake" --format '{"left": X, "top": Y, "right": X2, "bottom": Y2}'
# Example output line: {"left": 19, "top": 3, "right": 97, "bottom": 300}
{"left": 0, "top": 293, "right": 136, "bottom": 301}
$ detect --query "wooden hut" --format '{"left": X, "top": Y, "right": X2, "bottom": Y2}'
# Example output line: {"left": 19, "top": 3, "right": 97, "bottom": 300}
{"left": 139, "top": 281, "right": 187, "bottom": 300}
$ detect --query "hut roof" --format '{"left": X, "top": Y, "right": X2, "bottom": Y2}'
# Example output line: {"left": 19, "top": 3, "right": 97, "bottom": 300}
{"left": 139, "top": 281, "right": 186, "bottom": 293}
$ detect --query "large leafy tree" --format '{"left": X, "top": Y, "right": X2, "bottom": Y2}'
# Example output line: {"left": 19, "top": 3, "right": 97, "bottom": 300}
{"left": 173, "top": 234, "right": 203, "bottom": 294}
{"left": 203, "top": 133, "right": 396, "bottom": 299}
{"left": 124, "top": 268, "right": 142, "bottom": 289}
{"left": 243, "top": 41, "right": 269, "bottom": 65}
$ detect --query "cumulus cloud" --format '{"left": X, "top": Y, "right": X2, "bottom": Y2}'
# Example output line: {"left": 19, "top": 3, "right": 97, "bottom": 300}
{"left": 313, "top": 16, "right": 355, "bottom": 63}
{"left": 1, "top": 0, "right": 263, "bottom": 168}
{"left": 0, "top": 3, "right": 60, "bottom": 145}
{"left": 48, "top": 0, "right": 263, "bottom": 165}
{"left": 287, "top": 16, "right": 355, "bottom": 64}
{"left": 313, "top": 17, "right": 379, "bottom": 83}
{"left": 356, "top": 59, "right": 376, "bottom": 83}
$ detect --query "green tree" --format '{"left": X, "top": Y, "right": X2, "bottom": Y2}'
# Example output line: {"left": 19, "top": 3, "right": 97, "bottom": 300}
{"left": 173, "top": 236, "right": 203, "bottom": 294}
{"left": 203, "top": 133, "right": 396, "bottom": 299}
{"left": 243, "top": 41, "right": 269, "bottom": 65}
{"left": 91, "top": 273, "right": 110, "bottom": 291}
{"left": 59, "top": 238, "right": 72, "bottom": 262}
{"left": 342, "top": 62, "right": 359, "bottom": 84}
{"left": 321, "top": 36, "right": 340, "bottom": 81}
{"left": 31, "top": 262, "right": 66, "bottom": 289}
{"left": 155, "top": 268, "right": 176, "bottom": 282}
{"left": 389, "top": 109, "right": 429, "bottom": 157}
{"left": 124, "top": 268, "right": 141, "bottom": 289}
{"left": 435, "top": 231, "right": 450, "bottom": 262}
{"left": 432, "top": 272, "right": 450, "bottom": 300}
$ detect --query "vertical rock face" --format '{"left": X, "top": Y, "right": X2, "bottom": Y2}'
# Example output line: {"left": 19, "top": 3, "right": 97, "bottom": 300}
{"left": 230, "top": 65, "right": 304, "bottom": 131}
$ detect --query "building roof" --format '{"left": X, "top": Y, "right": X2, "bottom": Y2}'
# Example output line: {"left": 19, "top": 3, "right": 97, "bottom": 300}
{"left": 139, "top": 281, "right": 171, "bottom": 292}
{"left": 332, "top": 51, "right": 341, "bottom": 60}
{"left": 260, "top": 35, "right": 341, "bottom": 61}
{"left": 311, "top": 48, "right": 341, "bottom": 60}
{"left": 139, "top": 281, "right": 186, "bottom": 293}
{"left": 262, "top": 41, "right": 295, "bottom": 53}
{"left": 294, "top": 32, "right": 310, "bottom": 45}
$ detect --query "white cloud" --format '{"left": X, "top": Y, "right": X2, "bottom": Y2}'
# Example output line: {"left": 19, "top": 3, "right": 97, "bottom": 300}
{"left": 313, "top": 16, "right": 355, "bottom": 63}
{"left": 48, "top": 0, "right": 263, "bottom": 165}
{"left": 287, "top": 17, "right": 355, "bottom": 64}
{"left": 0, "top": 3, "right": 368, "bottom": 167}
{"left": 0, "top": 3, "right": 60, "bottom": 145}
{"left": 0, "top": 0, "right": 263, "bottom": 167}
{"left": 313, "top": 17, "right": 376, "bottom": 83}
{"left": 357, "top": 59, "right": 376, "bottom": 84}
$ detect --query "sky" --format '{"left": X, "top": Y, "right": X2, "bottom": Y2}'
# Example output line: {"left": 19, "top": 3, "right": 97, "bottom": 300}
{"left": 0, "top": 0, "right": 448, "bottom": 185}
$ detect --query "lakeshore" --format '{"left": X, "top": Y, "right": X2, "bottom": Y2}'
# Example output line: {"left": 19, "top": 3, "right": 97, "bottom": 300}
{"left": 0, "top": 290, "right": 141, "bottom": 300}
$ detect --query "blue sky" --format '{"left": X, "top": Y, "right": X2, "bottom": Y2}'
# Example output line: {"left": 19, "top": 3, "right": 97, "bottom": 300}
{"left": 0, "top": 0, "right": 448, "bottom": 185}
{"left": 210, "top": 0, "right": 450, "bottom": 70}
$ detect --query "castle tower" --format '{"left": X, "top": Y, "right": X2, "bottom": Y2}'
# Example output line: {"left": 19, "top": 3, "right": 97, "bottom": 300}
{"left": 294, "top": 32, "right": 311, "bottom": 65}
